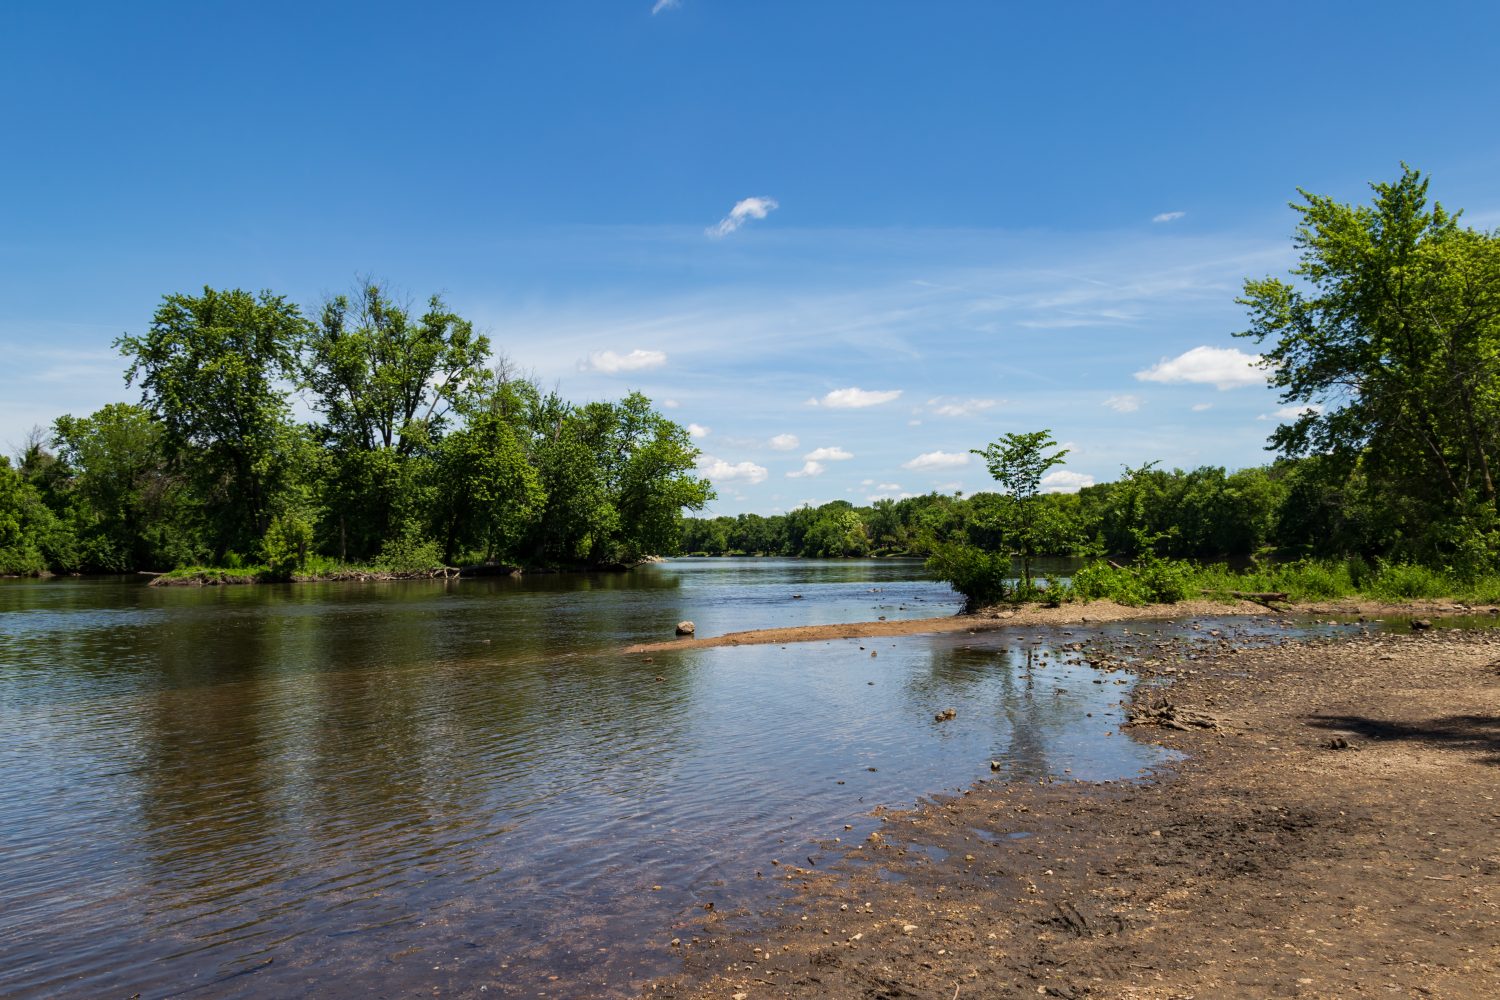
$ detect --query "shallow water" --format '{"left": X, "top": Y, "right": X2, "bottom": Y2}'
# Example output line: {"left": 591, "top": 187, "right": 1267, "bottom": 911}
{"left": 1, "top": 559, "right": 1173, "bottom": 998}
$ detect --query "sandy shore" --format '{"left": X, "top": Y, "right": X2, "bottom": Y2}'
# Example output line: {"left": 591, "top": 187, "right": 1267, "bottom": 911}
{"left": 627, "top": 596, "right": 1475, "bottom": 654}
{"left": 643, "top": 605, "right": 1500, "bottom": 998}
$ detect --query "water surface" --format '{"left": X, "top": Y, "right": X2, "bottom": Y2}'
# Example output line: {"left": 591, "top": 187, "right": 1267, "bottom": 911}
{"left": 1, "top": 559, "right": 1170, "bottom": 997}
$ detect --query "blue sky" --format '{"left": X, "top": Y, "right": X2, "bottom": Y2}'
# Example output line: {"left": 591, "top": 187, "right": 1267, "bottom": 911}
{"left": 4, "top": 1, "right": 1499, "bottom": 513}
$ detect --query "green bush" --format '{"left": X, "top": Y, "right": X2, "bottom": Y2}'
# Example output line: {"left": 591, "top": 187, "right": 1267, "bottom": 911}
{"left": 262, "top": 513, "right": 313, "bottom": 576}
{"left": 1039, "top": 573, "right": 1072, "bottom": 607}
{"left": 377, "top": 527, "right": 446, "bottom": 574}
{"left": 1071, "top": 555, "right": 1195, "bottom": 606}
{"left": 1368, "top": 562, "right": 1448, "bottom": 600}
{"left": 926, "top": 541, "right": 1012, "bottom": 611}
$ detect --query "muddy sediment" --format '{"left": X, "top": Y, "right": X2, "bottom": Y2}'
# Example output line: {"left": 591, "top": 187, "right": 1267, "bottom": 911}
{"left": 644, "top": 611, "right": 1500, "bottom": 999}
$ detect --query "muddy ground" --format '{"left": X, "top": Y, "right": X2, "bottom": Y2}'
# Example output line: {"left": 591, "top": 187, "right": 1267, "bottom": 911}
{"left": 643, "top": 611, "right": 1500, "bottom": 999}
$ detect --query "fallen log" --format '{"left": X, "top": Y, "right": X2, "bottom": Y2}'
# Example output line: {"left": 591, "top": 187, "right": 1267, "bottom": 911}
{"left": 1202, "top": 588, "right": 1289, "bottom": 603}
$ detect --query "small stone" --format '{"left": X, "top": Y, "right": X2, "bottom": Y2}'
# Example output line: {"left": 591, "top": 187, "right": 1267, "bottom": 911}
{"left": 675, "top": 621, "right": 695, "bottom": 636}
{"left": 903, "top": 924, "right": 918, "bottom": 933}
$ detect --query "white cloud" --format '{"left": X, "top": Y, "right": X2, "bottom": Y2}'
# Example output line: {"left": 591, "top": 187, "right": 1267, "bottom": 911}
{"left": 584, "top": 348, "right": 667, "bottom": 373}
{"left": 1041, "top": 470, "right": 1095, "bottom": 493}
{"left": 662, "top": 398, "right": 680, "bottom": 409}
{"left": 927, "top": 396, "right": 999, "bottom": 417}
{"left": 768, "top": 433, "right": 800, "bottom": 451}
{"left": 651, "top": 0, "right": 679, "bottom": 13}
{"left": 804, "top": 446, "right": 853, "bottom": 461}
{"left": 809, "top": 387, "right": 903, "bottom": 408}
{"left": 1261, "top": 403, "right": 1324, "bottom": 422}
{"left": 1103, "top": 394, "right": 1141, "bottom": 413}
{"left": 706, "top": 196, "right": 779, "bottom": 238}
{"left": 1191, "top": 402, "right": 1213, "bottom": 412}
{"left": 697, "top": 456, "right": 768, "bottom": 485}
{"left": 1135, "top": 345, "right": 1266, "bottom": 390}
{"left": 1152, "top": 211, "right": 1186, "bottom": 223}
{"left": 903, "top": 450, "right": 971, "bottom": 471}
{"left": 876, "top": 482, "right": 901, "bottom": 491}
{"left": 787, "top": 460, "right": 826, "bottom": 478}
{"left": 686, "top": 423, "right": 710, "bottom": 439}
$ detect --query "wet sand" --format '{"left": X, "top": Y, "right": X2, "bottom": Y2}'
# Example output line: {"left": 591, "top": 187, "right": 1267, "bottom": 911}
{"left": 643, "top": 605, "right": 1500, "bottom": 998}
{"left": 626, "top": 596, "right": 1474, "bottom": 653}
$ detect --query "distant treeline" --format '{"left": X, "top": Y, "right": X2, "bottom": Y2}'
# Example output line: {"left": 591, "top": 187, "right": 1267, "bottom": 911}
{"left": 1, "top": 282, "right": 710, "bottom": 577}
{"left": 678, "top": 458, "right": 1383, "bottom": 563}
{"left": 679, "top": 167, "right": 1500, "bottom": 604}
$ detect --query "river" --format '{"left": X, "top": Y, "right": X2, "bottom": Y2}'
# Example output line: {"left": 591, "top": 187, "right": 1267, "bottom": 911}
{"left": 0, "top": 559, "right": 1170, "bottom": 997}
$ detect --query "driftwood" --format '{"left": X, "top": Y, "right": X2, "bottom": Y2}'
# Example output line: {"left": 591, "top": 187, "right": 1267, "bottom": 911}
{"left": 1202, "top": 588, "right": 1289, "bottom": 605}
{"left": 1127, "top": 702, "right": 1222, "bottom": 732}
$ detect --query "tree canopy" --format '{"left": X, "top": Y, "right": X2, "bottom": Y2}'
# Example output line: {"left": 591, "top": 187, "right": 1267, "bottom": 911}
{"left": 1238, "top": 166, "right": 1500, "bottom": 568}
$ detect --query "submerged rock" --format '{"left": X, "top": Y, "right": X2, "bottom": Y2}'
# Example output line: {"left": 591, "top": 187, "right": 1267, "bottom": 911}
{"left": 675, "top": 620, "right": 696, "bottom": 636}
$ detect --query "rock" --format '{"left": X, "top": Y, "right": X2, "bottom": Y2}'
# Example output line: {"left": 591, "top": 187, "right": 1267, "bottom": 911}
{"left": 935, "top": 707, "right": 957, "bottom": 722}
{"left": 1323, "top": 736, "right": 1359, "bottom": 751}
{"left": 990, "top": 760, "right": 1003, "bottom": 770}
{"left": 675, "top": 620, "right": 695, "bottom": 635}
{"left": 1410, "top": 619, "right": 1433, "bottom": 631}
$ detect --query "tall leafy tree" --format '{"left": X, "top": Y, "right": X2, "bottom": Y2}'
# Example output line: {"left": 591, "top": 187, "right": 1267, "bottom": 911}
{"left": 117, "top": 287, "right": 308, "bottom": 559}
{"left": 1238, "top": 167, "right": 1500, "bottom": 566}
{"left": 972, "top": 430, "right": 1070, "bottom": 592}
{"left": 303, "top": 281, "right": 490, "bottom": 454}
{"left": 52, "top": 403, "right": 191, "bottom": 570}
{"left": 301, "top": 281, "right": 490, "bottom": 557}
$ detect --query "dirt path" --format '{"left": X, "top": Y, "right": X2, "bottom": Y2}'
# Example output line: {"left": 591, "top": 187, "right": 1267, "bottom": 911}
{"left": 644, "top": 619, "right": 1500, "bottom": 998}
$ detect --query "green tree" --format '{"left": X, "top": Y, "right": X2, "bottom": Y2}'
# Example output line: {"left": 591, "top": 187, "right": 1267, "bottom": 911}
{"left": 52, "top": 402, "right": 193, "bottom": 570}
{"left": 0, "top": 457, "right": 62, "bottom": 574}
{"left": 431, "top": 409, "right": 546, "bottom": 564}
{"left": 972, "top": 430, "right": 1070, "bottom": 593}
{"left": 1238, "top": 166, "right": 1500, "bottom": 568}
{"left": 302, "top": 282, "right": 491, "bottom": 557}
{"left": 303, "top": 281, "right": 490, "bottom": 455}
{"left": 117, "top": 287, "right": 309, "bottom": 560}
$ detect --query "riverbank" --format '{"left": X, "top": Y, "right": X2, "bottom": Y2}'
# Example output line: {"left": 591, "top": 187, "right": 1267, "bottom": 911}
{"left": 645, "top": 613, "right": 1500, "bottom": 998}
{"left": 626, "top": 595, "right": 1480, "bottom": 652}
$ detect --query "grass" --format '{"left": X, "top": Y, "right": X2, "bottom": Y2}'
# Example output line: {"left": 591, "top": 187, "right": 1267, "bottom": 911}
{"left": 152, "top": 553, "right": 453, "bottom": 586}
{"left": 1064, "top": 556, "right": 1500, "bottom": 607}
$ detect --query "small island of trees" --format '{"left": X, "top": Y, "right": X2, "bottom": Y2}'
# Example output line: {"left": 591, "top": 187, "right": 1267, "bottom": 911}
{"left": 1, "top": 282, "right": 711, "bottom": 580}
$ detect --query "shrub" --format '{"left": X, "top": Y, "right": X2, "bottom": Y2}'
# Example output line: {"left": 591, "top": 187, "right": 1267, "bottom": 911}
{"left": 377, "top": 527, "right": 446, "bottom": 574}
{"left": 926, "top": 541, "right": 1012, "bottom": 611}
{"left": 262, "top": 513, "right": 313, "bottom": 576}
{"left": 1368, "top": 562, "right": 1448, "bottom": 600}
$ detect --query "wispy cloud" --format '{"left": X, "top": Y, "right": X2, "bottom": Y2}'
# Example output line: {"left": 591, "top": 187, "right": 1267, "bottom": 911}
{"left": 1191, "top": 402, "right": 1213, "bottom": 412}
{"left": 583, "top": 348, "right": 667, "bottom": 373}
{"left": 1041, "top": 469, "right": 1094, "bottom": 493}
{"left": 769, "top": 433, "right": 800, "bottom": 451}
{"left": 903, "top": 450, "right": 970, "bottom": 471}
{"left": 787, "top": 460, "right": 825, "bottom": 478}
{"left": 809, "top": 387, "right": 903, "bottom": 408}
{"left": 707, "top": 196, "right": 779, "bottom": 238}
{"left": 927, "top": 396, "right": 999, "bottom": 417}
{"left": 1135, "top": 345, "right": 1266, "bottom": 390}
{"left": 1260, "top": 403, "right": 1324, "bottom": 421}
{"left": 686, "top": 423, "right": 710, "bottom": 438}
{"left": 697, "top": 455, "right": 768, "bottom": 485}
{"left": 651, "top": 0, "right": 679, "bottom": 14}
{"left": 1103, "top": 394, "right": 1141, "bottom": 413}
{"left": 1153, "top": 211, "right": 1186, "bottom": 223}
{"left": 804, "top": 446, "right": 853, "bottom": 461}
